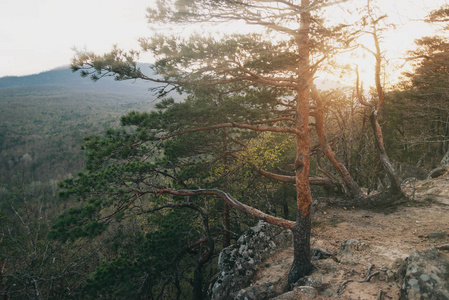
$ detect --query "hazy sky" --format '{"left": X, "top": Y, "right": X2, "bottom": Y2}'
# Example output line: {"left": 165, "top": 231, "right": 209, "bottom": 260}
{"left": 0, "top": 0, "right": 150, "bottom": 77}
{"left": 0, "top": 0, "right": 447, "bottom": 78}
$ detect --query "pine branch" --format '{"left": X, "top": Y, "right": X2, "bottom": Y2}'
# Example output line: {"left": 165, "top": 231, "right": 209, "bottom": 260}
{"left": 158, "top": 121, "right": 298, "bottom": 140}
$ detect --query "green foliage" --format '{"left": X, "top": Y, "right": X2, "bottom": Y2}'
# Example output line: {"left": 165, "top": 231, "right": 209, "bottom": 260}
{"left": 72, "top": 46, "right": 142, "bottom": 82}
{"left": 78, "top": 209, "right": 208, "bottom": 300}
{"left": 407, "top": 36, "right": 449, "bottom": 93}
{"left": 146, "top": 33, "right": 299, "bottom": 80}
{"left": 48, "top": 200, "right": 106, "bottom": 242}
{"left": 0, "top": 80, "right": 159, "bottom": 299}
{"left": 384, "top": 32, "right": 449, "bottom": 168}
{"left": 0, "top": 85, "right": 153, "bottom": 188}
{"left": 50, "top": 75, "right": 306, "bottom": 297}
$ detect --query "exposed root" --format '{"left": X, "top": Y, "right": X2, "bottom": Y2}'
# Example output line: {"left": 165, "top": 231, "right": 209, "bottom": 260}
{"left": 337, "top": 264, "right": 381, "bottom": 296}
{"left": 378, "top": 289, "right": 384, "bottom": 300}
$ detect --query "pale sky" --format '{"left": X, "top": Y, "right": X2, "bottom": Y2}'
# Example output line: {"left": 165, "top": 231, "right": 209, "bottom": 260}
{"left": 0, "top": 0, "right": 150, "bottom": 77}
{"left": 0, "top": 0, "right": 448, "bottom": 80}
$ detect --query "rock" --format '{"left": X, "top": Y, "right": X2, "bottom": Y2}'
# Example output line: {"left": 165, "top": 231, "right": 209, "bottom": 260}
{"left": 400, "top": 247, "right": 449, "bottom": 300}
{"left": 234, "top": 282, "right": 279, "bottom": 300}
{"left": 294, "top": 275, "right": 323, "bottom": 290}
{"left": 340, "top": 239, "right": 367, "bottom": 253}
{"left": 296, "top": 286, "right": 318, "bottom": 298}
{"left": 428, "top": 229, "right": 447, "bottom": 241}
{"left": 311, "top": 247, "right": 332, "bottom": 261}
{"left": 208, "top": 221, "right": 292, "bottom": 300}
{"left": 270, "top": 286, "right": 318, "bottom": 300}
{"left": 385, "top": 258, "right": 406, "bottom": 283}
{"left": 337, "top": 239, "right": 367, "bottom": 265}
{"left": 270, "top": 290, "right": 297, "bottom": 300}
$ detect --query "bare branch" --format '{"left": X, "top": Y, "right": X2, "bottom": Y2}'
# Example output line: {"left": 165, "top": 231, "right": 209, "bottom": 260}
{"left": 136, "top": 188, "right": 295, "bottom": 230}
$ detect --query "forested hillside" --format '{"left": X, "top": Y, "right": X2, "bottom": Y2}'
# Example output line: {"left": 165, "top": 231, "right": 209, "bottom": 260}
{"left": 0, "top": 65, "right": 165, "bottom": 184}
{"left": 1, "top": 1, "right": 449, "bottom": 299}
{"left": 0, "top": 86, "right": 150, "bottom": 184}
{"left": 0, "top": 66, "right": 168, "bottom": 299}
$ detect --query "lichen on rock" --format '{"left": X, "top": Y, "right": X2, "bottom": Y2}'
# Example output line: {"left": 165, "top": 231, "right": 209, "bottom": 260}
{"left": 400, "top": 247, "right": 449, "bottom": 299}
{"left": 208, "top": 221, "right": 292, "bottom": 300}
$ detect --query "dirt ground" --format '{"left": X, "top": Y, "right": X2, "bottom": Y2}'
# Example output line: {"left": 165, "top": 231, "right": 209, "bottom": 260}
{"left": 253, "top": 174, "right": 449, "bottom": 299}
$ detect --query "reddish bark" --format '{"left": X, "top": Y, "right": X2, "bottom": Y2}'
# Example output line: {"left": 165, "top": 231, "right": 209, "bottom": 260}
{"left": 288, "top": 0, "right": 314, "bottom": 284}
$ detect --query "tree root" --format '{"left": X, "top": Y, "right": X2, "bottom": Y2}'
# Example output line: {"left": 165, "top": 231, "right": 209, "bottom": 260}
{"left": 378, "top": 289, "right": 384, "bottom": 300}
{"left": 337, "top": 264, "right": 381, "bottom": 296}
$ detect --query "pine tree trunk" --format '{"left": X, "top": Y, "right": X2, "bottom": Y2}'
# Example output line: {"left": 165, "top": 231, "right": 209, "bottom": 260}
{"left": 288, "top": 209, "right": 312, "bottom": 285}
{"left": 288, "top": 0, "right": 313, "bottom": 285}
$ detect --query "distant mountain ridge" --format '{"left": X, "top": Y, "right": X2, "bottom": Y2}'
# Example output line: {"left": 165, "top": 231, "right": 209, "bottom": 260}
{"left": 0, "top": 64, "right": 343, "bottom": 99}
{"left": 0, "top": 64, "right": 159, "bottom": 97}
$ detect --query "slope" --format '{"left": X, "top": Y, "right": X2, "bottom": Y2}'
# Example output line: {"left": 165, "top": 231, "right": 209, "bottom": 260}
{"left": 248, "top": 174, "right": 449, "bottom": 299}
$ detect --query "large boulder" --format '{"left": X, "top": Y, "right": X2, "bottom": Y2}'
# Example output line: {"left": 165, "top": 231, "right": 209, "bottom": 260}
{"left": 400, "top": 247, "right": 449, "bottom": 299}
{"left": 208, "top": 221, "right": 292, "bottom": 300}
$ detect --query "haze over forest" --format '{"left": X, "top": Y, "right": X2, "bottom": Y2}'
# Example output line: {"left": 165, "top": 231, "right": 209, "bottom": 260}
{"left": 1, "top": 0, "right": 449, "bottom": 299}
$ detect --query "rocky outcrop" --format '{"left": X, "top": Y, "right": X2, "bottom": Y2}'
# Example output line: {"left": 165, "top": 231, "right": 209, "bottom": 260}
{"left": 208, "top": 221, "right": 292, "bottom": 300}
{"left": 209, "top": 224, "right": 449, "bottom": 300}
{"left": 400, "top": 247, "right": 449, "bottom": 299}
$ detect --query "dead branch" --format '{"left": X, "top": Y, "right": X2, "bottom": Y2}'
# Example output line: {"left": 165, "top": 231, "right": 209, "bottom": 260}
{"left": 135, "top": 187, "right": 295, "bottom": 230}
